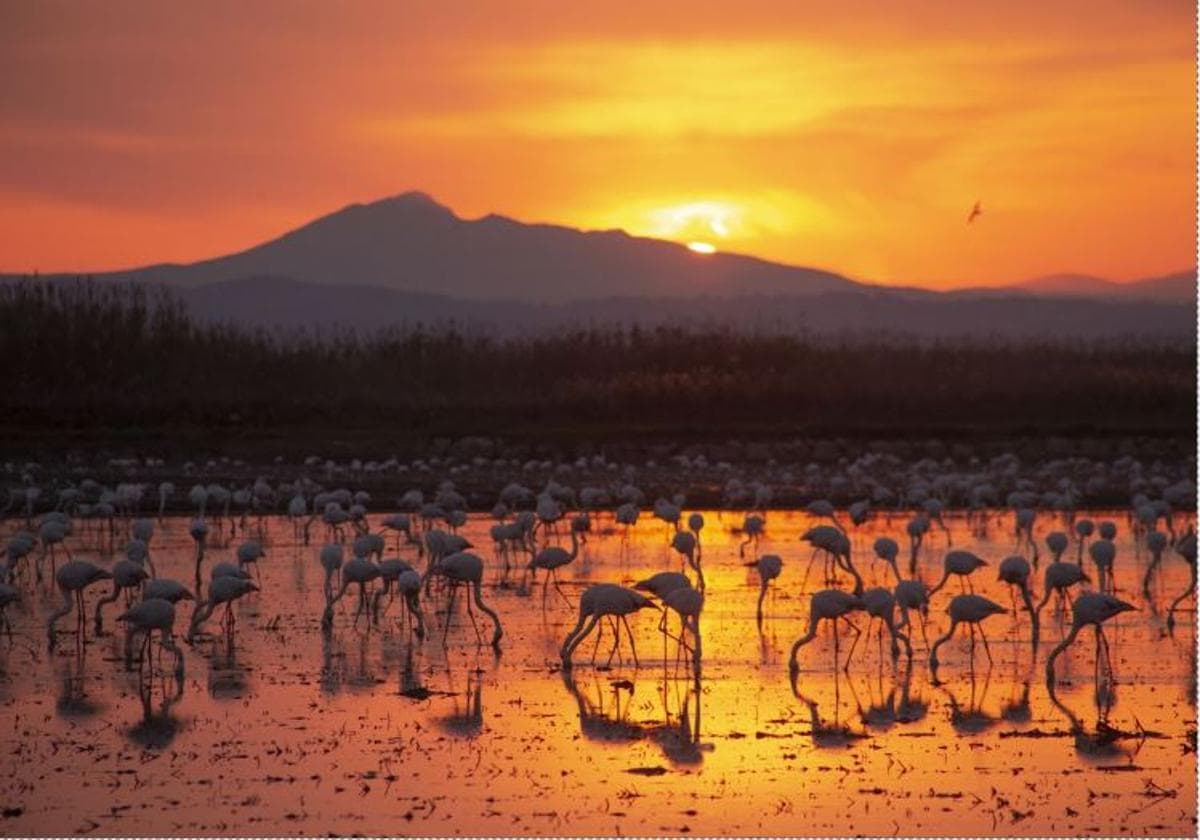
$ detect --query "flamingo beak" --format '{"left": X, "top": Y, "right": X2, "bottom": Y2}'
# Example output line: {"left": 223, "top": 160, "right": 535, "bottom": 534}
{"left": 1116, "top": 600, "right": 1138, "bottom": 613}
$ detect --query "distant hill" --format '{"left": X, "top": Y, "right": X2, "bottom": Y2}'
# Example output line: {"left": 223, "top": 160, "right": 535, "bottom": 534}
{"left": 2, "top": 191, "right": 1194, "bottom": 338}
{"left": 959, "top": 270, "right": 1195, "bottom": 303}
{"left": 7, "top": 192, "right": 862, "bottom": 303}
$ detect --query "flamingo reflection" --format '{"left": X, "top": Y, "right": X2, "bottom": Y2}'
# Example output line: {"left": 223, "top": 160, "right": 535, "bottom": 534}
{"left": 125, "top": 670, "right": 185, "bottom": 751}
{"left": 437, "top": 668, "right": 484, "bottom": 738}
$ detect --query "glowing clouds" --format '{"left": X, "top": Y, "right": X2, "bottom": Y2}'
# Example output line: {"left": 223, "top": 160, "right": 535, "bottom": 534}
{"left": 647, "top": 201, "right": 739, "bottom": 242}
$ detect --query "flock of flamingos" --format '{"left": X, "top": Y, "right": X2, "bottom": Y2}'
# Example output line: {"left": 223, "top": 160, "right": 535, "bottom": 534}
{"left": 0, "top": 459, "right": 1195, "bottom": 723}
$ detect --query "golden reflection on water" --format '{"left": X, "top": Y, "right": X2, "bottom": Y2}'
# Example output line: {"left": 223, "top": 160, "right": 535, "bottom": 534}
{"left": 0, "top": 509, "right": 1195, "bottom": 835}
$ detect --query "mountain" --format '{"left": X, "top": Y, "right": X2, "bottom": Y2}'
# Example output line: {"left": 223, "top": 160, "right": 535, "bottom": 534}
{"left": 2, "top": 192, "right": 1193, "bottom": 339}
{"left": 13, "top": 191, "right": 862, "bottom": 303}
{"left": 958, "top": 270, "right": 1196, "bottom": 303}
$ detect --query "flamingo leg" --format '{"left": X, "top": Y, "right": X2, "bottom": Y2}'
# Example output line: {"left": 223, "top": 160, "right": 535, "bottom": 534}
{"left": 622, "top": 615, "right": 640, "bottom": 667}
{"left": 442, "top": 584, "right": 458, "bottom": 643}
{"left": 551, "top": 570, "right": 571, "bottom": 606}
{"left": 977, "top": 623, "right": 993, "bottom": 665}
{"left": 606, "top": 616, "right": 621, "bottom": 668}
{"left": 590, "top": 616, "right": 606, "bottom": 664}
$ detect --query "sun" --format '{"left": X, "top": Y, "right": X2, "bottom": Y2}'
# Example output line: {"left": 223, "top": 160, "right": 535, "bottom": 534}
{"left": 687, "top": 241, "right": 716, "bottom": 254}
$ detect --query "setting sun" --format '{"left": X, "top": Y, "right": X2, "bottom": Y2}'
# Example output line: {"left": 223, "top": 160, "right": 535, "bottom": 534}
{"left": 687, "top": 241, "right": 717, "bottom": 254}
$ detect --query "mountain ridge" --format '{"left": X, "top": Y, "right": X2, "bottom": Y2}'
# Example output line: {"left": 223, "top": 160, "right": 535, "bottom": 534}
{"left": 3, "top": 190, "right": 1193, "bottom": 304}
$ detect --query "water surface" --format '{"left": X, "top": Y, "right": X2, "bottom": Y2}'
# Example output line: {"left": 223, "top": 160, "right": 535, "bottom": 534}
{"left": 0, "top": 510, "right": 1194, "bottom": 835}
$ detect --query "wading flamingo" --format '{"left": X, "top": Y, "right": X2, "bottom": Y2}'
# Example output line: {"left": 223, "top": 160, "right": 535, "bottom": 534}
{"left": 929, "top": 594, "right": 1007, "bottom": 673}
{"left": 561, "top": 583, "right": 657, "bottom": 669}
{"left": 787, "top": 589, "right": 865, "bottom": 676}
{"left": 1045, "top": 592, "right": 1136, "bottom": 685}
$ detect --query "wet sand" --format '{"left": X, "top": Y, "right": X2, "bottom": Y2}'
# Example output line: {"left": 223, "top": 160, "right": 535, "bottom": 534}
{"left": 0, "top": 510, "right": 1194, "bottom": 836}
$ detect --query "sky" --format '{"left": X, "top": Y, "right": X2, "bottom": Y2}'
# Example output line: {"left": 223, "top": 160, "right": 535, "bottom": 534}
{"left": 0, "top": 1, "right": 1195, "bottom": 287}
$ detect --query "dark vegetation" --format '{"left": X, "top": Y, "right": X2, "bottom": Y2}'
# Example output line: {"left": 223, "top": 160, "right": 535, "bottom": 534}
{"left": 1, "top": 281, "right": 1194, "bottom": 455}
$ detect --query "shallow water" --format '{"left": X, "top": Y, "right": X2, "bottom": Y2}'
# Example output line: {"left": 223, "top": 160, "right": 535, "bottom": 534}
{"left": 0, "top": 510, "right": 1195, "bottom": 836}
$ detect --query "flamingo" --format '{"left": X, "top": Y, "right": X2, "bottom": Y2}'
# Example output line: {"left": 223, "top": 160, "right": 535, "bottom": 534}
{"left": 117, "top": 598, "right": 184, "bottom": 678}
{"left": 211, "top": 562, "right": 250, "bottom": 581}
{"left": 422, "top": 529, "right": 472, "bottom": 588}
{"left": 873, "top": 537, "right": 901, "bottom": 583}
{"left": 801, "top": 525, "right": 862, "bottom": 594}
{"left": 806, "top": 499, "right": 843, "bottom": 531}
{"left": 1015, "top": 508, "right": 1038, "bottom": 565}
{"left": 634, "top": 572, "right": 691, "bottom": 600}
{"left": 1167, "top": 530, "right": 1197, "bottom": 632}
{"left": 745, "top": 554, "right": 782, "bottom": 625}
{"left": 894, "top": 579, "right": 931, "bottom": 649}
{"left": 1045, "top": 531, "right": 1069, "bottom": 564}
{"left": 287, "top": 493, "right": 309, "bottom": 540}
{"left": 997, "top": 554, "right": 1039, "bottom": 649}
{"left": 670, "top": 531, "right": 703, "bottom": 589}
{"left": 905, "top": 515, "right": 930, "bottom": 576}
{"left": 432, "top": 552, "right": 502, "bottom": 649}
{"left": 851, "top": 587, "right": 912, "bottom": 661}
{"left": 185, "top": 575, "right": 258, "bottom": 643}
{"left": 1045, "top": 592, "right": 1136, "bottom": 685}
{"left": 1142, "top": 530, "right": 1169, "bottom": 598}
{"left": 615, "top": 503, "right": 639, "bottom": 537}
{"left": 381, "top": 511, "right": 415, "bottom": 552}
{"left": 4, "top": 532, "right": 36, "bottom": 583}
{"left": 143, "top": 578, "right": 194, "bottom": 604}
{"left": 236, "top": 540, "right": 266, "bottom": 581}
{"left": 560, "top": 583, "right": 657, "bottom": 668}
{"left": 1088, "top": 539, "right": 1116, "bottom": 592}
{"left": 46, "top": 560, "right": 112, "bottom": 648}
{"left": 737, "top": 513, "right": 766, "bottom": 558}
{"left": 653, "top": 498, "right": 681, "bottom": 535}
{"left": 661, "top": 586, "right": 704, "bottom": 669}
{"left": 1035, "top": 561, "right": 1090, "bottom": 627}
{"left": 528, "top": 527, "right": 581, "bottom": 606}
{"left": 929, "top": 594, "right": 1007, "bottom": 672}
{"left": 1074, "top": 519, "right": 1095, "bottom": 565}
{"left": 686, "top": 512, "right": 705, "bottom": 559}
{"left": 124, "top": 537, "right": 155, "bottom": 579}
{"left": 787, "top": 589, "right": 865, "bottom": 676}
{"left": 322, "top": 557, "right": 380, "bottom": 630}
{"left": 319, "top": 544, "right": 344, "bottom": 603}
{"left": 188, "top": 484, "right": 208, "bottom": 517}
{"left": 93, "top": 560, "right": 150, "bottom": 635}
{"left": 131, "top": 517, "right": 154, "bottom": 547}
{"left": 37, "top": 517, "right": 71, "bottom": 582}
{"left": 189, "top": 518, "right": 208, "bottom": 598}
{"left": 922, "top": 498, "right": 951, "bottom": 545}
{"left": 848, "top": 500, "right": 870, "bottom": 529}
{"left": 353, "top": 531, "right": 385, "bottom": 562}
{"left": 634, "top": 571, "right": 693, "bottom": 652}
{"left": 928, "top": 550, "right": 988, "bottom": 597}
{"left": 157, "top": 482, "right": 174, "bottom": 520}
{"left": 372, "top": 558, "right": 425, "bottom": 638}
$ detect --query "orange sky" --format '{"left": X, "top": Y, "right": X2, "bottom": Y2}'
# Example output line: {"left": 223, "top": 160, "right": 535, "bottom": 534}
{"left": 0, "top": 1, "right": 1195, "bottom": 287}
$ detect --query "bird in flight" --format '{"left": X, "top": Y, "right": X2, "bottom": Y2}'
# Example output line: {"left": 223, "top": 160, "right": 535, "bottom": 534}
{"left": 967, "top": 201, "right": 982, "bottom": 224}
